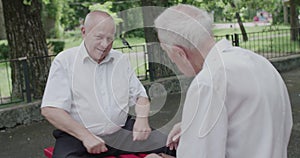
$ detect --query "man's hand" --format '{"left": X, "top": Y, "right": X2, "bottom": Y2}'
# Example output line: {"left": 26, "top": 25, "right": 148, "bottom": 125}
{"left": 82, "top": 134, "right": 108, "bottom": 154}
{"left": 41, "top": 107, "right": 108, "bottom": 154}
{"left": 145, "top": 153, "right": 175, "bottom": 158}
{"left": 166, "top": 122, "right": 181, "bottom": 150}
{"left": 145, "top": 153, "right": 163, "bottom": 158}
{"left": 133, "top": 117, "right": 151, "bottom": 141}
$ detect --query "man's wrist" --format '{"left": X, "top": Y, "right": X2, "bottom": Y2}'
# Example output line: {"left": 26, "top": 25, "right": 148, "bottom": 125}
{"left": 135, "top": 103, "right": 150, "bottom": 118}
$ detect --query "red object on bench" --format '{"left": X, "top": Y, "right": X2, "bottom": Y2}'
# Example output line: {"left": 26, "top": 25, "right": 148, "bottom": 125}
{"left": 44, "top": 146, "right": 54, "bottom": 158}
{"left": 43, "top": 147, "right": 148, "bottom": 158}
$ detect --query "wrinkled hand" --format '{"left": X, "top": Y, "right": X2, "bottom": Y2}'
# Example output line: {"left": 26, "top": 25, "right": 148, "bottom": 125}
{"left": 145, "top": 153, "right": 175, "bottom": 158}
{"left": 145, "top": 153, "right": 163, "bottom": 158}
{"left": 82, "top": 134, "right": 108, "bottom": 154}
{"left": 133, "top": 117, "right": 151, "bottom": 141}
{"left": 159, "top": 153, "right": 176, "bottom": 158}
{"left": 166, "top": 122, "right": 181, "bottom": 150}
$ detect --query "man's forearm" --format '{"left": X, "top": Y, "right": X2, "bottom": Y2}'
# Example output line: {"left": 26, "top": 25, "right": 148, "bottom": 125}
{"left": 41, "top": 107, "right": 92, "bottom": 141}
{"left": 135, "top": 96, "right": 150, "bottom": 118}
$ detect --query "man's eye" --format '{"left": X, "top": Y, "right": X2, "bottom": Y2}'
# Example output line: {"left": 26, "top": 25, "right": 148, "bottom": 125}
{"left": 107, "top": 38, "right": 114, "bottom": 42}
{"left": 96, "top": 36, "right": 103, "bottom": 40}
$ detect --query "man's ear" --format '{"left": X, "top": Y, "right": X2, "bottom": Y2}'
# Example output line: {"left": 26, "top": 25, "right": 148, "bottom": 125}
{"left": 81, "top": 27, "right": 86, "bottom": 37}
{"left": 172, "top": 45, "right": 187, "bottom": 59}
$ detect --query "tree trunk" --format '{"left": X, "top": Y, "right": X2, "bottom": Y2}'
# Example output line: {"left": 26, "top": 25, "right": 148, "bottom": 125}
{"left": 0, "top": 0, "right": 6, "bottom": 40}
{"left": 230, "top": 2, "right": 248, "bottom": 42}
{"left": 283, "top": 5, "right": 289, "bottom": 25}
{"left": 2, "top": 0, "right": 50, "bottom": 99}
{"left": 290, "top": 0, "right": 299, "bottom": 41}
{"left": 141, "top": 0, "right": 176, "bottom": 81}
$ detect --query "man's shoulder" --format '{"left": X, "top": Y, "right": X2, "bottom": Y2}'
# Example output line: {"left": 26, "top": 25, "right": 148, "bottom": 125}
{"left": 110, "top": 49, "right": 124, "bottom": 58}
{"left": 50, "top": 46, "right": 80, "bottom": 70}
{"left": 52, "top": 46, "right": 80, "bottom": 64}
{"left": 110, "top": 49, "right": 131, "bottom": 64}
{"left": 55, "top": 46, "right": 80, "bottom": 59}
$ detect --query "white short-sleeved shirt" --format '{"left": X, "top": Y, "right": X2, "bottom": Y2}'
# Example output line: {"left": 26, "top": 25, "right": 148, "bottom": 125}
{"left": 41, "top": 41, "right": 148, "bottom": 136}
{"left": 177, "top": 39, "right": 293, "bottom": 158}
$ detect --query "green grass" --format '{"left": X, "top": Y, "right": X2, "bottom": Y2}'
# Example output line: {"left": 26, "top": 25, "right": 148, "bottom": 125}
{"left": 0, "top": 40, "right": 7, "bottom": 44}
{"left": 213, "top": 25, "right": 290, "bottom": 36}
{"left": 239, "top": 34, "right": 300, "bottom": 58}
{"left": 0, "top": 62, "right": 12, "bottom": 97}
{"left": 212, "top": 24, "right": 300, "bottom": 58}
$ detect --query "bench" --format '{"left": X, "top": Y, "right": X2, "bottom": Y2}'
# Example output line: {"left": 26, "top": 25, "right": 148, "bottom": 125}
{"left": 44, "top": 147, "right": 149, "bottom": 158}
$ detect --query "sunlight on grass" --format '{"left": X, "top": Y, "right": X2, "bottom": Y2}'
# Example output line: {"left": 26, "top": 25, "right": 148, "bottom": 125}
{"left": 0, "top": 62, "right": 11, "bottom": 97}
{"left": 213, "top": 25, "right": 290, "bottom": 36}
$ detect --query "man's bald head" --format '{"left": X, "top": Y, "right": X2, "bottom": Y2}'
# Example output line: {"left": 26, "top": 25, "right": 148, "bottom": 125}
{"left": 83, "top": 10, "right": 116, "bottom": 35}
{"left": 81, "top": 10, "right": 116, "bottom": 63}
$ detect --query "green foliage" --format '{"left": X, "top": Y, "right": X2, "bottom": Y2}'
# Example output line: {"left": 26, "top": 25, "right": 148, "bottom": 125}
{"left": 41, "top": 0, "right": 290, "bottom": 38}
{"left": 42, "top": 0, "right": 64, "bottom": 38}
{"left": 87, "top": 2, "right": 123, "bottom": 25}
{"left": 42, "top": 0, "right": 50, "bottom": 4}
{"left": 125, "top": 28, "right": 145, "bottom": 38}
{"left": 23, "top": 0, "right": 32, "bottom": 5}
{"left": 47, "top": 40, "right": 65, "bottom": 55}
{"left": 60, "top": 2, "right": 78, "bottom": 30}
{"left": 0, "top": 44, "right": 9, "bottom": 60}
{"left": 60, "top": 0, "right": 90, "bottom": 30}
{"left": 195, "top": 0, "right": 285, "bottom": 23}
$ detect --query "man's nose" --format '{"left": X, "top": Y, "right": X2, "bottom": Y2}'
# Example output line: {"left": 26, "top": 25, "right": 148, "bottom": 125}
{"left": 100, "top": 39, "right": 109, "bottom": 49}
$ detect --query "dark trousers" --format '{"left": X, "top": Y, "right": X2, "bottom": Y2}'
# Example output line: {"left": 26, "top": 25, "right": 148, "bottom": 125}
{"left": 52, "top": 117, "right": 175, "bottom": 158}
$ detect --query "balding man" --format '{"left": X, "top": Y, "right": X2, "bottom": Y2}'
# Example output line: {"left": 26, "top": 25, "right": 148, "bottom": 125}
{"left": 41, "top": 11, "right": 170, "bottom": 157}
{"left": 146, "top": 4, "right": 293, "bottom": 158}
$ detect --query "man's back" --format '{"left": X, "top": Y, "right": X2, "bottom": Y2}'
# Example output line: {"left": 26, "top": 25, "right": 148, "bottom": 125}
{"left": 177, "top": 41, "right": 292, "bottom": 158}
{"left": 223, "top": 47, "right": 293, "bottom": 158}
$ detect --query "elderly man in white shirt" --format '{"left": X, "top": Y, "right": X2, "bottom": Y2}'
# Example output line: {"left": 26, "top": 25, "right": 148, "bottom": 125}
{"left": 41, "top": 10, "right": 172, "bottom": 157}
{"left": 146, "top": 4, "right": 293, "bottom": 158}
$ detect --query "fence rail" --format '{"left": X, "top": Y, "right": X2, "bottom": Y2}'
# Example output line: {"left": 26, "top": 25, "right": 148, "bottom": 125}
{"left": 215, "top": 27, "right": 300, "bottom": 59}
{"left": 0, "top": 27, "right": 300, "bottom": 105}
{"left": 113, "top": 44, "right": 149, "bottom": 81}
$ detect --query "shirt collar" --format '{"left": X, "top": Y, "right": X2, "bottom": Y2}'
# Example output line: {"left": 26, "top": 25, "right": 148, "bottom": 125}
{"left": 205, "top": 38, "right": 233, "bottom": 62}
{"left": 78, "top": 41, "right": 116, "bottom": 65}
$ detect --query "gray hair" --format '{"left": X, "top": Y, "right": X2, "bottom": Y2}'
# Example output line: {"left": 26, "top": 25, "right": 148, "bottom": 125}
{"left": 154, "top": 4, "right": 213, "bottom": 51}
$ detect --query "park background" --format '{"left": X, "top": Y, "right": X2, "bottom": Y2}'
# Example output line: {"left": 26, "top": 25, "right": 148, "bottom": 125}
{"left": 0, "top": 0, "right": 299, "bottom": 157}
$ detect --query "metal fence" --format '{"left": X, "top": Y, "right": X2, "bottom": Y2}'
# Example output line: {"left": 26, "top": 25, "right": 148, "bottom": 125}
{"left": 113, "top": 44, "right": 149, "bottom": 81}
{"left": 0, "top": 56, "right": 55, "bottom": 105}
{"left": 0, "top": 27, "right": 300, "bottom": 105}
{"left": 215, "top": 27, "right": 300, "bottom": 58}
{"left": 0, "top": 60, "right": 16, "bottom": 104}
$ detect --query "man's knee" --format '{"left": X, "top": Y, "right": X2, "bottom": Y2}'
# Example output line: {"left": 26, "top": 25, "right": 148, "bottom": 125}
{"left": 52, "top": 130, "right": 87, "bottom": 157}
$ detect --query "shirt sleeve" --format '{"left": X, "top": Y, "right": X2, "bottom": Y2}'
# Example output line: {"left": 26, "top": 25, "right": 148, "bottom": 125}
{"left": 178, "top": 83, "right": 227, "bottom": 157}
{"left": 126, "top": 58, "right": 148, "bottom": 107}
{"left": 41, "top": 58, "right": 72, "bottom": 112}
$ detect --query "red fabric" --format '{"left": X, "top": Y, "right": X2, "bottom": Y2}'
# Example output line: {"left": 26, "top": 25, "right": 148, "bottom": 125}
{"left": 137, "top": 153, "right": 148, "bottom": 157}
{"left": 43, "top": 147, "right": 54, "bottom": 158}
{"left": 118, "top": 154, "right": 141, "bottom": 158}
{"left": 105, "top": 154, "right": 148, "bottom": 158}
{"left": 43, "top": 146, "right": 148, "bottom": 158}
